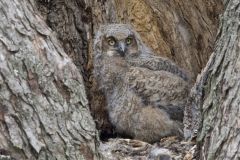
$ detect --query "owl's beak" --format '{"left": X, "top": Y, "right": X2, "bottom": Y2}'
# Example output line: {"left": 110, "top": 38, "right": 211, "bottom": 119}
{"left": 117, "top": 42, "right": 126, "bottom": 57}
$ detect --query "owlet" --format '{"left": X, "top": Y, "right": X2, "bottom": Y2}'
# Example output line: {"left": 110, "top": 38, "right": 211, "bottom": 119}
{"left": 93, "top": 24, "right": 189, "bottom": 143}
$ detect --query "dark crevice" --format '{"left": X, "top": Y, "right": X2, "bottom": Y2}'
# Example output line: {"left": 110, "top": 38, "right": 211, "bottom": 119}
{"left": 53, "top": 79, "right": 71, "bottom": 103}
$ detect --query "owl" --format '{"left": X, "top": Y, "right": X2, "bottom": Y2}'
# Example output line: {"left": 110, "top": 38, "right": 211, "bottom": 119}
{"left": 93, "top": 24, "right": 190, "bottom": 143}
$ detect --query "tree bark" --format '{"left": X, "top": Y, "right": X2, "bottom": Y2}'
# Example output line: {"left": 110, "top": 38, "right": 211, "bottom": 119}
{"left": 0, "top": 0, "right": 100, "bottom": 159}
{"left": 36, "top": 0, "right": 222, "bottom": 137}
{"left": 0, "top": 0, "right": 229, "bottom": 159}
{"left": 36, "top": 0, "right": 223, "bottom": 144}
{"left": 185, "top": 0, "right": 240, "bottom": 159}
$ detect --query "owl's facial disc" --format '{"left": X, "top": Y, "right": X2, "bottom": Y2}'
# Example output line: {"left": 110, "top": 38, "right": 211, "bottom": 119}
{"left": 103, "top": 34, "right": 138, "bottom": 57}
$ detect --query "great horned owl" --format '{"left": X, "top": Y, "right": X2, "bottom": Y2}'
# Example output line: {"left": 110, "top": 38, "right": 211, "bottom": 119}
{"left": 93, "top": 24, "right": 189, "bottom": 143}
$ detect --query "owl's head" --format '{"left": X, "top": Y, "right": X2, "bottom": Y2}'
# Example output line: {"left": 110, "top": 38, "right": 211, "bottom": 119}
{"left": 94, "top": 24, "right": 150, "bottom": 59}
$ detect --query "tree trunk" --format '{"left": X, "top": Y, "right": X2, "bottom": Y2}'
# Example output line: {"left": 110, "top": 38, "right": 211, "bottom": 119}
{"left": 37, "top": 0, "right": 223, "bottom": 138}
{"left": 0, "top": 0, "right": 100, "bottom": 159}
{"left": 0, "top": 0, "right": 230, "bottom": 159}
{"left": 185, "top": 0, "right": 240, "bottom": 159}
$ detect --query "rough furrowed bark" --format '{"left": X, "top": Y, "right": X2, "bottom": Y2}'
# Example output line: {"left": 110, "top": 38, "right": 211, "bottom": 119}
{"left": 0, "top": 0, "right": 100, "bottom": 159}
{"left": 0, "top": 0, "right": 228, "bottom": 159}
{"left": 185, "top": 0, "right": 240, "bottom": 159}
{"left": 37, "top": 0, "right": 92, "bottom": 81}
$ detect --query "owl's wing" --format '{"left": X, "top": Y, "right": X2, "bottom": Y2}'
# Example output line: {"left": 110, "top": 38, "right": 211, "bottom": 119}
{"left": 126, "top": 67, "right": 189, "bottom": 121}
{"left": 127, "top": 55, "right": 190, "bottom": 82}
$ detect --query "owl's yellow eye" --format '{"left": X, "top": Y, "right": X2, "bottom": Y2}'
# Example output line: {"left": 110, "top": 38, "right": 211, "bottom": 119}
{"left": 108, "top": 38, "right": 116, "bottom": 46}
{"left": 126, "top": 37, "right": 132, "bottom": 45}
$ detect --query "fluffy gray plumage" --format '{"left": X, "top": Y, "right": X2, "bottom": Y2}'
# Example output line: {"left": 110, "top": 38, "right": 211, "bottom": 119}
{"left": 93, "top": 24, "right": 189, "bottom": 143}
